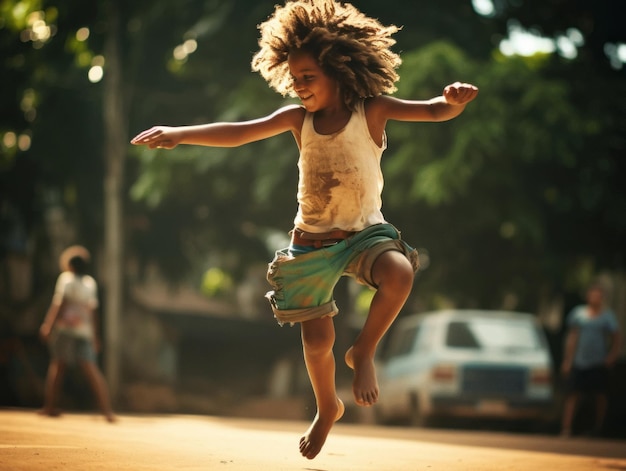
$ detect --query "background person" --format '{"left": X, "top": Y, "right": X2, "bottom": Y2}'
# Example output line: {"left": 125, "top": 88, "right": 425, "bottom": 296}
{"left": 560, "top": 283, "right": 621, "bottom": 437}
{"left": 39, "top": 245, "right": 115, "bottom": 422}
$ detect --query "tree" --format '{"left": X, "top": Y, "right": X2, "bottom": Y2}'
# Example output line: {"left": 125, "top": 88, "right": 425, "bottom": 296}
{"left": 101, "top": 0, "right": 126, "bottom": 399}
{"left": 491, "top": 0, "right": 626, "bottom": 74}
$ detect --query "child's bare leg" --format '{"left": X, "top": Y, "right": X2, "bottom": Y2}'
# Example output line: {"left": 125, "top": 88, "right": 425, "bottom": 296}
{"left": 593, "top": 393, "right": 608, "bottom": 433}
{"left": 40, "top": 359, "right": 65, "bottom": 416}
{"left": 560, "top": 393, "right": 578, "bottom": 436}
{"left": 299, "top": 316, "right": 344, "bottom": 460}
{"left": 345, "top": 250, "right": 414, "bottom": 406}
{"left": 80, "top": 361, "right": 116, "bottom": 422}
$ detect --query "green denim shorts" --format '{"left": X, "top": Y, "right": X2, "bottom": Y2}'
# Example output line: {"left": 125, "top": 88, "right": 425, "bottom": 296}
{"left": 265, "top": 223, "right": 419, "bottom": 326}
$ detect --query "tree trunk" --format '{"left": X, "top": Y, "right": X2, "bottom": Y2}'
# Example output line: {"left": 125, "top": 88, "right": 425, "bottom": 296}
{"left": 102, "top": 1, "right": 126, "bottom": 402}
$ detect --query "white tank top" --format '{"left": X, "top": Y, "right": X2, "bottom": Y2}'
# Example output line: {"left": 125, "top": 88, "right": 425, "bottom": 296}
{"left": 294, "top": 100, "right": 387, "bottom": 233}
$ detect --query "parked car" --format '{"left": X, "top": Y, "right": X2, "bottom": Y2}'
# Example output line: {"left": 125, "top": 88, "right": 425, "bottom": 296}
{"left": 374, "top": 309, "right": 555, "bottom": 427}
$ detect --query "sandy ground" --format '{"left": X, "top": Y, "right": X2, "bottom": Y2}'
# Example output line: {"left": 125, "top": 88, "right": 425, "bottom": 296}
{"left": 1, "top": 409, "right": 625, "bottom": 471}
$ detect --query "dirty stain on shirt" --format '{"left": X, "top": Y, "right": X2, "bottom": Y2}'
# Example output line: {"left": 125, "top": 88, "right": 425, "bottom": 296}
{"left": 294, "top": 100, "right": 386, "bottom": 233}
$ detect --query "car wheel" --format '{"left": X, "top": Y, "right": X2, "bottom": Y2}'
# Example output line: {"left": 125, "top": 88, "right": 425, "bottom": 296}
{"left": 409, "top": 394, "right": 430, "bottom": 427}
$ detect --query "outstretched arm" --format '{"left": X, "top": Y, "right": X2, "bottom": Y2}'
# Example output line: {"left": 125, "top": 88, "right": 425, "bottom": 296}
{"left": 364, "top": 82, "right": 478, "bottom": 143}
{"left": 131, "top": 104, "right": 304, "bottom": 149}
{"left": 368, "top": 82, "right": 478, "bottom": 125}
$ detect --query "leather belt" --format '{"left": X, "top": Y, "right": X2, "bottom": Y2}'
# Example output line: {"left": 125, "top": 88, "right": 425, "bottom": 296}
{"left": 291, "top": 228, "right": 356, "bottom": 248}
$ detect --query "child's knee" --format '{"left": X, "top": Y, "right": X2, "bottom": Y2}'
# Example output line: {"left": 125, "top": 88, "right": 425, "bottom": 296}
{"left": 373, "top": 251, "right": 414, "bottom": 289}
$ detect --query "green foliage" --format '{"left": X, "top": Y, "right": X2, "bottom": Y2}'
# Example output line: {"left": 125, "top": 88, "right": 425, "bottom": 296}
{"left": 201, "top": 267, "right": 233, "bottom": 297}
{"left": 381, "top": 38, "right": 623, "bottom": 309}
{"left": 355, "top": 288, "right": 375, "bottom": 317}
{"left": 0, "top": 0, "right": 55, "bottom": 31}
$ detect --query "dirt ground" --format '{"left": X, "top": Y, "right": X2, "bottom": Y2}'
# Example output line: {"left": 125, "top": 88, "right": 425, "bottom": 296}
{"left": 1, "top": 408, "right": 625, "bottom": 471}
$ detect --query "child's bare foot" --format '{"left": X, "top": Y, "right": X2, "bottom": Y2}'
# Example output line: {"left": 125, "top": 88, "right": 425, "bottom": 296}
{"left": 299, "top": 397, "right": 344, "bottom": 460}
{"left": 105, "top": 413, "right": 117, "bottom": 423}
{"left": 37, "top": 408, "right": 62, "bottom": 417}
{"left": 345, "top": 346, "right": 379, "bottom": 406}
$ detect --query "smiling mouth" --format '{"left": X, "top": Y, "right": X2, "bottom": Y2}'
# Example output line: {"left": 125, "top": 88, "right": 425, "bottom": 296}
{"left": 300, "top": 95, "right": 313, "bottom": 101}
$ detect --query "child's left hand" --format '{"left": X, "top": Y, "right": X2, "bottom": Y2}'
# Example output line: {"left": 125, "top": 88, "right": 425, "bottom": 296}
{"left": 443, "top": 82, "right": 479, "bottom": 106}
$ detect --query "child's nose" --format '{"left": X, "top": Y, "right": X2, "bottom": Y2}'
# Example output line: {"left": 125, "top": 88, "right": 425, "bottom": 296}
{"left": 293, "top": 78, "right": 305, "bottom": 92}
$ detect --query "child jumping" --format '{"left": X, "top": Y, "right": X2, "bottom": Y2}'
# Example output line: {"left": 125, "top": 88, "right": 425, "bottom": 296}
{"left": 131, "top": 0, "right": 478, "bottom": 459}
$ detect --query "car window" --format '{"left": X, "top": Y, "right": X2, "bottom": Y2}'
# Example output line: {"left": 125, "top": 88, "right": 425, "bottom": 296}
{"left": 386, "top": 325, "right": 419, "bottom": 358}
{"left": 446, "top": 319, "right": 541, "bottom": 350}
{"left": 415, "top": 321, "right": 435, "bottom": 352}
{"left": 446, "top": 321, "right": 480, "bottom": 348}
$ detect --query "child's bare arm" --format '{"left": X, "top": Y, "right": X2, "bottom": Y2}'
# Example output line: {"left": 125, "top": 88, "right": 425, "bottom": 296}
{"left": 561, "top": 328, "right": 579, "bottom": 375}
{"left": 606, "top": 330, "right": 621, "bottom": 367}
{"left": 39, "top": 302, "right": 61, "bottom": 341}
{"left": 131, "top": 104, "right": 304, "bottom": 149}
{"left": 368, "top": 82, "right": 478, "bottom": 125}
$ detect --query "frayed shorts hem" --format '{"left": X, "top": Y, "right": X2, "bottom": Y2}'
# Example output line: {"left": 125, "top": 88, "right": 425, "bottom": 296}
{"left": 267, "top": 298, "right": 338, "bottom": 327}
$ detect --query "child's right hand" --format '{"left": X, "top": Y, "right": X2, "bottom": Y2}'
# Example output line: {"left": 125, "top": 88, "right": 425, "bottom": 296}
{"left": 443, "top": 82, "right": 479, "bottom": 106}
{"left": 130, "top": 126, "right": 183, "bottom": 149}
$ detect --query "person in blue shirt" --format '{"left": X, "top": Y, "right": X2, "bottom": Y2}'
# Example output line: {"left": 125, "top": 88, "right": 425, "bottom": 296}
{"left": 560, "top": 283, "right": 621, "bottom": 437}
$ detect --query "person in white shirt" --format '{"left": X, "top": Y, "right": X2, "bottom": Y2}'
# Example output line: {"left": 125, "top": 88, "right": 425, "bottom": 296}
{"left": 39, "top": 245, "right": 115, "bottom": 422}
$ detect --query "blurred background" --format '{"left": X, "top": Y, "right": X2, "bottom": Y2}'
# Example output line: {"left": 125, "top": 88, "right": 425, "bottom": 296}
{"left": 1, "top": 0, "right": 624, "bottom": 435}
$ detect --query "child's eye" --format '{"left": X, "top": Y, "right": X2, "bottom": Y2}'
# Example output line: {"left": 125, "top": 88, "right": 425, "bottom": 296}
{"left": 290, "top": 75, "right": 314, "bottom": 88}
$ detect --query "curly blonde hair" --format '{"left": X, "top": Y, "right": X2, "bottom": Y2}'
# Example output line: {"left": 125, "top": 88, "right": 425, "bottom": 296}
{"left": 251, "top": 0, "right": 401, "bottom": 109}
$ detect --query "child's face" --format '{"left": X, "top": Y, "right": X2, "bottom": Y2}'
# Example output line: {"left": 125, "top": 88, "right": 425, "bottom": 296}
{"left": 288, "top": 50, "right": 341, "bottom": 112}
